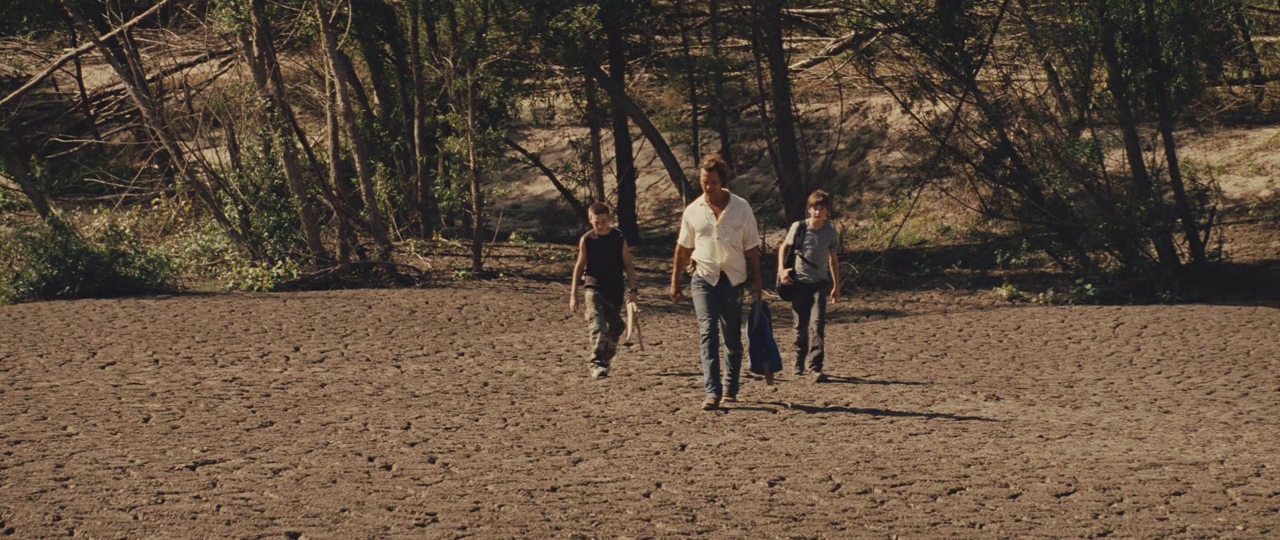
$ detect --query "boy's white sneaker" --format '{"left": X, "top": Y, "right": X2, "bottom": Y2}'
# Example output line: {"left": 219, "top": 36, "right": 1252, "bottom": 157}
{"left": 589, "top": 365, "right": 609, "bottom": 378}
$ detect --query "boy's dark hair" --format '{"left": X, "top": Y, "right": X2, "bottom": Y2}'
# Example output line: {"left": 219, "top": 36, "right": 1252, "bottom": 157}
{"left": 588, "top": 202, "right": 611, "bottom": 216}
{"left": 807, "top": 190, "right": 831, "bottom": 209}
{"left": 700, "top": 153, "right": 733, "bottom": 183}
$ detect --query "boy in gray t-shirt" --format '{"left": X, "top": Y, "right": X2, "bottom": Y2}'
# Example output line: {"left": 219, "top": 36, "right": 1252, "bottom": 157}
{"left": 776, "top": 190, "right": 841, "bottom": 382}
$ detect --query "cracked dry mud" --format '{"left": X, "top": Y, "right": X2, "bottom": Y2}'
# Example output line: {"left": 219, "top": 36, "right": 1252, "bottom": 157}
{"left": 2, "top": 284, "right": 1278, "bottom": 539}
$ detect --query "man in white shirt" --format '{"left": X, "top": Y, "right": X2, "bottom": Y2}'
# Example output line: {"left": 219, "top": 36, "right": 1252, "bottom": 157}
{"left": 670, "top": 154, "right": 764, "bottom": 411}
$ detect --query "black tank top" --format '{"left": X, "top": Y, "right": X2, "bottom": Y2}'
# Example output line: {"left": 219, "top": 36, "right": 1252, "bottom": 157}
{"left": 583, "top": 228, "right": 625, "bottom": 304}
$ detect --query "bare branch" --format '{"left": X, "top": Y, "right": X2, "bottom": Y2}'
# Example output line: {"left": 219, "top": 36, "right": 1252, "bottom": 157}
{"left": 0, "top": 0, "right": 174, "bottom": 110}
{"left": 1241, "top": 2, "right": 1280, "bottom": 16}
{"left": 504, "top": 136, "right": 589, "bottom": 221}
{"left": 789, "top": 31, "right": 880, "bottom": 72}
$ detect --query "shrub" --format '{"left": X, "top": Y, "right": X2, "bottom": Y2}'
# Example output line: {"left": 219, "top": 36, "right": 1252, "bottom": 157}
{"left": 0, "top": 221, "right": 175, "bottom": 304}
{"left": 0, "top": 189, "right": 31, "bottom": 214}
{"left": 220, "top": 258, "right": 301, "bottom": 292}
{"left": 168, "top": 220, "right": 301, "bottom": 292}
{"left": 991, "top": 282, "right": 1024, "bottom": 303}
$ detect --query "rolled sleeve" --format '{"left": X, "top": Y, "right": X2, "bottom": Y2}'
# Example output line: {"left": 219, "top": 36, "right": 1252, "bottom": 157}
{"left": 676, "top": 209, "right": 695, "bottom": 249}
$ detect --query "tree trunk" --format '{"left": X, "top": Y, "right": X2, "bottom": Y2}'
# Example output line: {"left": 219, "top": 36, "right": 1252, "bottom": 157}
{"left": 675, "top": 0, "right": 701, "bottom": 166}
{"left": 604, "top": 17, "right": 641, "bottom": 245}
{"left": 586, "top": 64, "right": 697, "bottom": 205}
{"left": 1095, "top": 3, "right": 1179, "bottom": 270}
{"left": 466, "top": 75, "right": 484, "bottom": 273}
{"left": 317, "top": 0, "right": 392, "bottom": 260}
{"left": 1015, "top": 0, "right": 1075, "bottom": 130}
{"left": 760, "top": 0, "right": 805, "bottom": 222}
{"left": 64, "top": 18, "right": 104, "bottom": 146}
{"left": 409, "top": 0, "right": 439, "bottom": 238}
{"left": 1231, "top": 2, "right": 1264, "bottom": 84}
{"left": 1144, "top": 0, "right": 1206, "bottom": 269}
{"left": 244, "top": 0, "right": 328, "bottom": 262}
{"left": 750, "top": 20, "right": 782, "bottom": 194}
{"left": 0, "top": 0, "right": 171, "bottom": 110}
{"left": 0, "top": 132, "right": 55, "bottom": 221}
{"left": 708, "top": 0, "right": 734, "bottom": 165}
{"left": 354, "top": 0, "right": 416, "bottom": 186}
{"left": 324, "top": 75, "right": 358, "bottom": 263}
{"left": 584, "top": 72, "right": 607, "bottom": 204}
{"left": 223, "top": 108, "right": 243, "bottom": 170}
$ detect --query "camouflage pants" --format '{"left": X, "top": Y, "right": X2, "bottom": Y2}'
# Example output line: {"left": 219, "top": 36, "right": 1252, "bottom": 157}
{"left": 586, "top": 289, "right": 625, "bottom": 368}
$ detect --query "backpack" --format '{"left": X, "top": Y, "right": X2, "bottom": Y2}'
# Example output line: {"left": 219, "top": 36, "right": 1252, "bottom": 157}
{"left": 775, "top": 220, "right": 810, "bottom": 301}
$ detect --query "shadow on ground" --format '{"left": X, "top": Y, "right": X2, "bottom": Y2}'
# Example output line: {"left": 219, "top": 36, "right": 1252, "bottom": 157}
{"left": 724, "top": 401, "right": 996, "bottom": 422}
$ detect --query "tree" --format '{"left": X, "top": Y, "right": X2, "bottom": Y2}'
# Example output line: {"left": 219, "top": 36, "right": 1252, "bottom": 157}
{"left": 58, "top": 0, "right": 262, "bottom": 259}
{"left": 757, "top": 0, "right": 806, "bottom": 222}
{"left": 241, "top": 0, "right": 328, "bottom": 262}
{"left": 841, "top": 0, "right": 1243, "bottom": 284}
{"left": 316, "top": 0, "right": 393, "bottom": 260}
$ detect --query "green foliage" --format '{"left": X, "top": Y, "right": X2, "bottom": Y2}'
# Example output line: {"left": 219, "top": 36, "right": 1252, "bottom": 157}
{"left": 1246, "top": 196, "right": 1280, "bottom": 226}
{"left": 169, "top": 220, "right": 301, "bottom": 292}
{"left": 0, "top": 222, "right": 175, "bottom": 304}
{"left": 508, "top": 230, "right": 536, "bottom": 246}
{"left": 0, "top": 188, "right": 31, "bottom": 214}
{"left": 991, "top": 282, "right": 1024, "bottom": 302}
{"left": 992, "top": 278, "right": 1099, "bottom": 305}
{"left": 450, "top": 265, "right": 475, "bottom": 281}
{"left": 542, "top": 4, "right": 604, "bottom": 66}
{"left": 221, "top": 258, "right": 302, "bottom": 292}
{"left": 209, "top": 0, "right": 252, "bottom": 35}
{"left": 219, "top": 132, "right": 305, "bottom": 261}
{"left": 169, "top": 221, "right": 239, "bottom": 276}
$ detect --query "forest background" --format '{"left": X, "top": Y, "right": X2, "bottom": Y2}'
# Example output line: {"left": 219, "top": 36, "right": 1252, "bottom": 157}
{"left": 1, "top": 0, "right": 1279, "bottom": 304}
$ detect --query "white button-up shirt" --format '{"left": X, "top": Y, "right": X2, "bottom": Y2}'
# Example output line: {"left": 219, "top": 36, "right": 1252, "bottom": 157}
{"left": 677, "top": 191, "right": 761, "bottom": 287}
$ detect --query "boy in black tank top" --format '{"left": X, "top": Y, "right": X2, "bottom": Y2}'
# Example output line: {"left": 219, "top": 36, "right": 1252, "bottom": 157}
{"left": 570, "top": 203, "right": 638, "bottom": 378}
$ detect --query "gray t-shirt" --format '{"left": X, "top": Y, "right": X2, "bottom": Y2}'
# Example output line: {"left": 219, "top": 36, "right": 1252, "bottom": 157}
{"left": 785, "top": 220, "right": 839, "bottom": 284}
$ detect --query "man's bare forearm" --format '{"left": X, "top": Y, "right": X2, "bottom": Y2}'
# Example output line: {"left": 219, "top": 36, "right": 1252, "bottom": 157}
{"left": 746, "top": 247, "right": 763, "bottom": 290}
{"left": 671, "top": 245, "right": 691, "bottom": 284}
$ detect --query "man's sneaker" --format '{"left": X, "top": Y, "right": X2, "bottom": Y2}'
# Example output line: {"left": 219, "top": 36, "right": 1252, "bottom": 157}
{"left": 813, "top": 371, "right": 828, "bottom": 383}
{"left": 701, "top": 397, "right": 720, "bottom": 411}
{"left": 589, "top": 365, "right": 609, "bottom": 378}
{"left": 723, "top": 395, "right": 738, "bottom": 403}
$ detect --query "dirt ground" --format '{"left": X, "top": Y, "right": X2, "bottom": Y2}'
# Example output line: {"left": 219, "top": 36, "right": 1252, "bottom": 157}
{"left": 2, "top": 275, "right": 1280, "bottom": 539}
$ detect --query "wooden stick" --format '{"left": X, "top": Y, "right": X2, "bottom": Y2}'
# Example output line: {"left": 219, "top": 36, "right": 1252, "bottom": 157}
{"left": 625, "top": 301, "right": 644, "bottom": 352}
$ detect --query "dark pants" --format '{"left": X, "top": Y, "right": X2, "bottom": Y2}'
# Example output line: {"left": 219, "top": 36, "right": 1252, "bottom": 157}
{"left": 690, "top": 273, "right": 744, "bottom": 399}
{"left": 790, "top": 281, "right": 831, "bottom": 374}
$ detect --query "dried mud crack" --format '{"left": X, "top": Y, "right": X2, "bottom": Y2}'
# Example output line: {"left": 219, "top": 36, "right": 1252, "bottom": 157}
{"left": 2, "top": 285, "right": 1278, "bottom": 538}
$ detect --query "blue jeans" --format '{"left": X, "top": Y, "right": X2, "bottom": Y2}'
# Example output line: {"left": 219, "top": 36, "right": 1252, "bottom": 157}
{"left": 691, "top": 273, "right": 744, "bottom": 399}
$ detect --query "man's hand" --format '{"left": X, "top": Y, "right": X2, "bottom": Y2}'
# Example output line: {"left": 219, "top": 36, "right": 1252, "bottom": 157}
{"left": 670, "top": 281, "right": 682, "bottom": 303}
{"left": 829, "top": 288, "right": 840, "bottom": 304}
{"left": 628, "top": 290, "right": 639, "bottom": 306}
{"left": 750, "top": 285, "right": 763, "bottom": 305}
{"left": 569, "top": 293, "right": 579, "bottom": 313}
